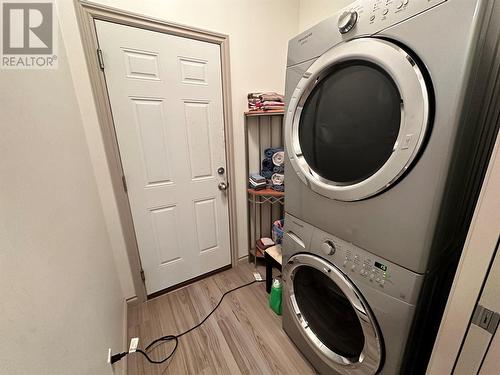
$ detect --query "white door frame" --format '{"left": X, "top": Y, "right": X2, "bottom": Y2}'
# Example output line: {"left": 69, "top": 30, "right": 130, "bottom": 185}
{"left": 75, "top": 0, "right": 238, "bottom": 302}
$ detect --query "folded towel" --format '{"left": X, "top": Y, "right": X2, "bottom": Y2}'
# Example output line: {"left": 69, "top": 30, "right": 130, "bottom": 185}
{"left": 272, "top": 151, "right": 285, "bottom": 166}
{"left": 259, "top": 92, "right": 284, "bottom": 102}
{"left": 271, "top": 185, "right": 285, "bottom": 192}
{"left": 249, "top": 179, "right": 266, "bottom": 187}
{"left": 249, "top": 181, "right": 266, "bottom": 190}
{"left": 248, "top": 93, "right": 284, "bottom": 111}
{"left": 261, "top": 170, "right": 273, "bottom": 179}
{"left": 250, "top": 173, "right": 266, "bottom": 183}
{"left": 262, "top": 157, "right": 274, "bottom": 171}
{"left": 273, "top": 165, "right": 284, "bottom": 173}
{"left": 262, "top": 105, "right": 285, "bottom": 111}
{"left": 261, "top": 101, "right": 284, "bottom": 106}
{"left": 261, "top": 237, "right": 275, "bottom": 246}
{"left": 251, "top": 186, "right": 266, "bottom": 191}
{"left": 264, "top": 147, "right": 284, "bottom": 159}
{"left": 247, "top": 93, "right": 261, "bottom": 100}
{"left": 271, "top": 173, "right": 284, "bottom": 186}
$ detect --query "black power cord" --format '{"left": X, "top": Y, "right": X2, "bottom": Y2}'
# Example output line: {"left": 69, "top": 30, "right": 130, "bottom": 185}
{"left": 111, "top": 278, "right": 265, "bottom": 365}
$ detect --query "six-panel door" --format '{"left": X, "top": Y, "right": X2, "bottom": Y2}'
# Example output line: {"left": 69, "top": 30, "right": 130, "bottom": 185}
{"left": 95, "top": 20, "right": 231, "bottom": 294}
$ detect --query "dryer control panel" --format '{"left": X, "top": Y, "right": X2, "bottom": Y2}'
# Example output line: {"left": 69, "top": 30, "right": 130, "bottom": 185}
{"left": 287, "top": 0, "right": 448, "bottom": 66}
{"left": 339, "top": 0, "right": 447, "bottom": 35}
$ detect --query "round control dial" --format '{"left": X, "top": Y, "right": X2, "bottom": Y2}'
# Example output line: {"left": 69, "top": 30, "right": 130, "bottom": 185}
{"left": 321, "top": 240, "right": 336, "bottom": 256}
{"left": 338, "top": 10, "right": 358, "bottom": 34}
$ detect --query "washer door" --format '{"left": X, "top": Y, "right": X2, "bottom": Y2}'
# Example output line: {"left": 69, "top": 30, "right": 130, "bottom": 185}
{"left": 284, "top": 253, "right": 382, "bottom": 374}
{"left": 285, "top": 38, "right": 430, "bottom": 201}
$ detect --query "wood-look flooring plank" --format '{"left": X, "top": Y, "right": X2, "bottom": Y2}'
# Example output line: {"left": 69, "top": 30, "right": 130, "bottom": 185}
{"left": 127, "top": 261, "right": 316, "bottom": 375}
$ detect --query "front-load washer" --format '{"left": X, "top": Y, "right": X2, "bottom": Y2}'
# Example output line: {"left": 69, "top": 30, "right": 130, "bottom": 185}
{"left": 284, "top": 0, "right": 498, "bottom": 275}
{"left": 282, "top": 214, "right": 424, "bottom": 375}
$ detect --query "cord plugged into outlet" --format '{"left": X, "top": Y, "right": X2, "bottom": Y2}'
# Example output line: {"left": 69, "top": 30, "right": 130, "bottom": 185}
{"left": 108, "top": 279, "right": 266, "bottom": 366}
{"left": 108, "top": 348, "right": 128, "bottom": 365}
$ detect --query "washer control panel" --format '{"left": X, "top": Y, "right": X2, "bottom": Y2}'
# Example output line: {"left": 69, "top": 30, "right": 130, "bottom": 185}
{"left": 310, "top": 227, "right": 424, "bottom": 305}
{"left": 343, "top": 249, "right": 389, "bottom": 286}
{"left": 283, "top": 213, "right": 424, "bottom": 305}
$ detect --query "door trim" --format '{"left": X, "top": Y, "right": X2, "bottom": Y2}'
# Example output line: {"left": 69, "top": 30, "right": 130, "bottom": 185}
{"left": 75, "top": 0, "right": 237, "bottom": 302}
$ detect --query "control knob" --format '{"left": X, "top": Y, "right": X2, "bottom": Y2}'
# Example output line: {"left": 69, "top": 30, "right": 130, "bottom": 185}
{"left": 321, "top": 240, "right": 336, "bottom": 256}
{"left": 338, "top": 10, "right": 358, "bottom": 34}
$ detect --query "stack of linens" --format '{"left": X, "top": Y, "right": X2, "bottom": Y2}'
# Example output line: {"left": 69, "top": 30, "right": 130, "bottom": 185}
{"left": 249, "top": 174, "right": 266, "bottom": 191}
{"left": 247, "top": 92, "right": 285, "bottom": 111}
{"left": 261, "top": 147, "right": 285, "bottom": 192}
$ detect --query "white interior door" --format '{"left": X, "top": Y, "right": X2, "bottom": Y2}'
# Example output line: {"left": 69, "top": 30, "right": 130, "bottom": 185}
{"left": 94, "top": 20, "right": 231, "bottom": 295}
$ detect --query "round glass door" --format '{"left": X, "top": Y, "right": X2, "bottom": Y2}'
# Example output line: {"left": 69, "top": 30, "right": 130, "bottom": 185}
{"left": 299, "top": 61, "right": 401, "bottom": 185}
{"left": 285, "top": 254, "right": 382, "bottom": 374}
{"left": 285, "top": 38, "right": 431, "bottom": 201}
{"left": 293, "top": 265, "right": 365, "bottom": 358}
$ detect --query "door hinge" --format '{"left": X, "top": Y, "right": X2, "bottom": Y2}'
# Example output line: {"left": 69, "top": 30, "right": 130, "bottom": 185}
{"left": 97, "top": 48, "right": 105, "bottom": 70}
{"left": 121, "top": 175, "right": 128, "bottom": 193}
{"left": 472, "top": 304, "right": 500, "bottom": 334}
{"left": 140, "top": 269, "right": 145, "bottom": 282}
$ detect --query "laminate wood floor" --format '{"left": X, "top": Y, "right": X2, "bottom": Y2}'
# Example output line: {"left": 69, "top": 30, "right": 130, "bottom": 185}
{"left": 127, "top": 260, "right": 316, "bottom": 375}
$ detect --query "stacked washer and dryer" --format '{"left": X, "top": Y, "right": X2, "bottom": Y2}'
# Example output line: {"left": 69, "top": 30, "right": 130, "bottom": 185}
{"left": 282, "top": 0, "right": 500, "bottom": 374}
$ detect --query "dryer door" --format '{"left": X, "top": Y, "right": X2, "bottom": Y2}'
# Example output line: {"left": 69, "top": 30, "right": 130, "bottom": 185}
{"left": 284, "top": 253, "right": 382, "bottom": 374}
{"left": 285, "top": 38, "right": 430, "bottom": 201}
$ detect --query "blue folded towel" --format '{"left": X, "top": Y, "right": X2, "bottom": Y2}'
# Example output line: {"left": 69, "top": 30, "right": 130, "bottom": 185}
{"left": 262, "top": 158, "right": 274, "bottom": 171}
{"left": 261, "top": 170, "right": 273, "bottom": 179}
{"left": 271, "top": 185, "right": 285, "bottom": 192}
{"left": 273, "top": 165, "right": 284, "bottom": 173}
{"left": 264, "top": 147, "right": 284, "bottom": 158}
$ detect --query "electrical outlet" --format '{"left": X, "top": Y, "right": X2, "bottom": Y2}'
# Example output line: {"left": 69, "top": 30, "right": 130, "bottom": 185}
{"left": 253, "top": 272, "right": 263, "bottom": 281}
{"left": 129, "top": 337, "right": 139, "bottom": 353}
{"left": 107, "top": 348, "right": 112, "bottom": 364}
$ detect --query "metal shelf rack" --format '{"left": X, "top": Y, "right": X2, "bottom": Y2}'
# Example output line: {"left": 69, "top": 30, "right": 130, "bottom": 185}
{"left": 244, "top": 110, "right": 285, "bottom": 265}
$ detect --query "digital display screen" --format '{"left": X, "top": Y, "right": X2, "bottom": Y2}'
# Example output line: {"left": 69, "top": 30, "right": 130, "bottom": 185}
{"left": 375, "top": 261, "right": 387, "bottom": 271}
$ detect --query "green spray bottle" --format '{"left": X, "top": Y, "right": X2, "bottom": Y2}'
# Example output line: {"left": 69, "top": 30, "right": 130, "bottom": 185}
{"left": 269, "top": 278, "right": 282, "bottom": 315}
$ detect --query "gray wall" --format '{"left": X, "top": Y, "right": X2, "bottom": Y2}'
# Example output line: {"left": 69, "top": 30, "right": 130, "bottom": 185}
{"left": 0, "top": 31, "right": 125, "bottom": 375}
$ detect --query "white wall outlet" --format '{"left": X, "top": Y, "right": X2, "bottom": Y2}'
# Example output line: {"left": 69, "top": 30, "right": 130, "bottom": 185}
{"left": 107, "top": 348, "right": 112, "bottom": 364}
{"left": 129, "top": 337, "right": 139, "bottom": 353}
{"left": 253, "top": 272, "right": 263, "bottom": 281}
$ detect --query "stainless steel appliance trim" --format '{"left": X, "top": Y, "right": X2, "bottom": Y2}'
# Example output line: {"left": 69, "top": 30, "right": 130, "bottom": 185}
{"left": 285, "top": 37, "right": 430, "bottom": 201}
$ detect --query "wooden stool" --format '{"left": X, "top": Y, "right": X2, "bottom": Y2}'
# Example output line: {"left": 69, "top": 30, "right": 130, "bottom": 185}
{"left": 264, "top": 245, "right": 282, "bottom": 293}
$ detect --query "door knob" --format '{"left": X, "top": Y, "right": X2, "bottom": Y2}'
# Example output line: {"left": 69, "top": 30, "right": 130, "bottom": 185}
{"left": 217, "top": 167, "right": 225, "bottom": 175}
{"left": 218, "top": 182, "right": 228, "bottom": 191}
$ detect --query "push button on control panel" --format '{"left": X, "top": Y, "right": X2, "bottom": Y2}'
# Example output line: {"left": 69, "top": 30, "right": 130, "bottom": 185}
{"left": 339, "top": 248, "right": 391, "bottom": 288}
